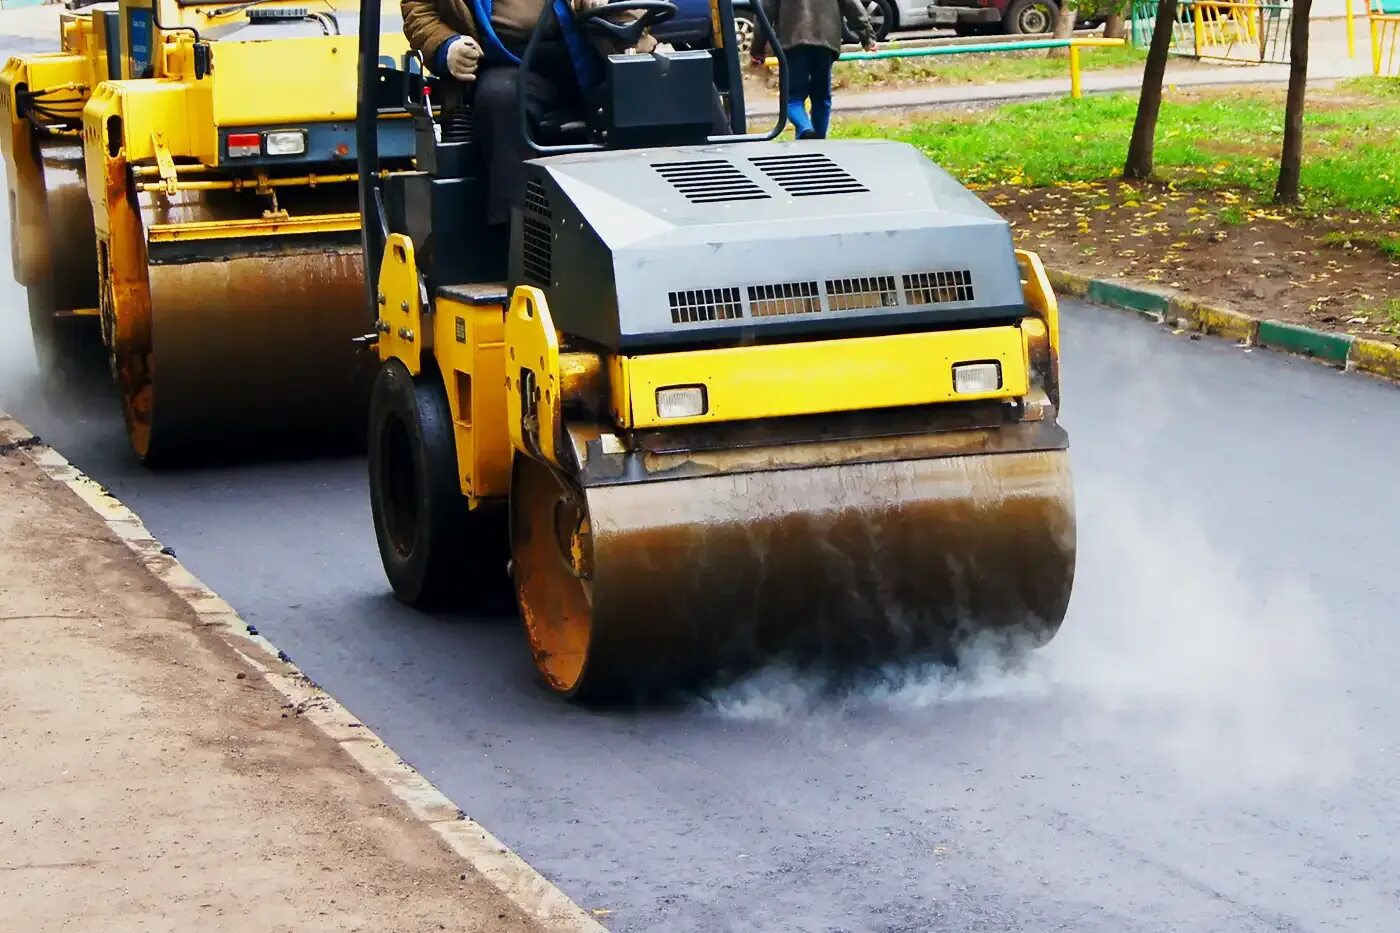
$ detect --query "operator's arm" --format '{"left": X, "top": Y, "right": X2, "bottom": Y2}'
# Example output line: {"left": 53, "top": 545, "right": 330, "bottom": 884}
{"left": 837, "top": 0, "right": 875, "bottom": 49}
{"left": 401, "top": 0, "right": 483, "bottom": 79}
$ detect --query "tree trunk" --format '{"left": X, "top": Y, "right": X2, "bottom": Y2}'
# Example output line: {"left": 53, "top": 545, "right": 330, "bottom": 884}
{"left": 1123, "top": 0, "right": 1177, "bottom": 180}
{"left": 1104, "top": 11, "right": 1127, "bottom": 39}
{"left": 1274, "top": 0, "right": 1312, "bottom": 205}
{"left": 1049, "top": 6, "right": 1078, "bottom": 58}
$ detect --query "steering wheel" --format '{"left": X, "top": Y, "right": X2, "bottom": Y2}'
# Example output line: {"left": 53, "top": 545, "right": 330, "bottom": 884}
{"left": 574, "top": 0, "right": 677, "bottom": 48}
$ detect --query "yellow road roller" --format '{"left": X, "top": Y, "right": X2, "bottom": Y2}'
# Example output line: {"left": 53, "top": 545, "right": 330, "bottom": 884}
{"left": 1, "top": 0, "right": 412, "bottom": 463}
{"left": 355, "top": 0, "right": 1076, "bottom": 697}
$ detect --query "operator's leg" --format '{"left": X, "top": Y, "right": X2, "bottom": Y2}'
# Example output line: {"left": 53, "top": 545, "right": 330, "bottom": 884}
{"left": 473, "top": 64, "right": 571, "bottom": 227}
{"left": 809, "top": 50, "right": 835, "bottom": 139}
{"left": 783, "top": 46, "right": 816, "bottom": 139}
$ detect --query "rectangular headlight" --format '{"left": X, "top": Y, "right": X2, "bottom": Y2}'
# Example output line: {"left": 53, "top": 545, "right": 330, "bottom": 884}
{"left": 952, "top": 361, "right": 1002, "bottom": 394}
{"left": 655, "top": 385, "right": 707, "bottom": 420}
{"left": 263, "top": 130, "right": 306, "bottom": 156}
{"left": 226, "top": 132, "right": 260, "bottom": 158}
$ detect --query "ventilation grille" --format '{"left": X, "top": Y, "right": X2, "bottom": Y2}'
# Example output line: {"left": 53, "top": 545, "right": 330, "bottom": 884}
{"left": 749, "top": 152, "right": 868, "bottom": 198}
{"left": 525, "top": 178, "right": 550, "bottom": 218}
{"left": 748, "top": 281, "right": 821, "bottom": 317}
{"left": 667, "top": 269, "right": 978, "bottom": 326}
{"left": 520, "top": 179, "right": 552, "bottom": 286}
{"left": 826, "top": 275, "right": 898, "bottom": 312}
{"left": 904, "top": 270, "right": 974, "bottom": 305}
{"left": 669, "top": 287, "right": 743, "bottom": 324}
{"left": 653, "top": 159, "right": 769, "bottom": 204}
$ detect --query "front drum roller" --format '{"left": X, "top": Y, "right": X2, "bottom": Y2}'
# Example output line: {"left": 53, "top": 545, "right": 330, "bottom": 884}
{"left": 511, "top": 446, "right": 1076, "bottom": 699}
{"left": 112, "top": 243, "right": 371, "bottom": 464}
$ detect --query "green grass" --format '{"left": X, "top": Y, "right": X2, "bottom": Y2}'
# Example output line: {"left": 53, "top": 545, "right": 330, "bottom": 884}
{"left": 1362, "top": 297, "right": 1400, "bottom": 335}
{"left": 832, "top": 44, "right": 1146, "bottom": 90}
{"left": 835, "top": 80, "right": 1400, "bottom": 215}
{"left": 1319, "top": 230, "right": 1400, "bottom": 260}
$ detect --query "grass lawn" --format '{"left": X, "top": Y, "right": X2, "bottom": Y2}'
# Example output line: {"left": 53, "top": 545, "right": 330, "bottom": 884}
{"left": 832, "top": 43, "right": 1146, "bottom": 90}
{"left": 835, "top": 80, "right": 1400, "bottom": 343}
{"left": 836, "top": 79, "right": 1400, "bottom": 216}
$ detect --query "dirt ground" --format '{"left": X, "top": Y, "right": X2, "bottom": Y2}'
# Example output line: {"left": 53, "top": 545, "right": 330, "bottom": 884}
{"left": 987, "top": 179, "right": 1400, "bottom": 346}
{"left": 0, "top": 438, "right": 542, "bottom": 932}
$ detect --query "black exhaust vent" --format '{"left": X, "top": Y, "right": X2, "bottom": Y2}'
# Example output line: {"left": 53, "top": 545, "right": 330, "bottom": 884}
{"left": 826, "top": 275, "right": 900, "bottom": 312}
{"left": 749, "top": 152, "right": 868, "bottom": 198}
{"left": 904, "top": 269, "right": 974, "bottom": 305}
{"left": 654, "top": 159, "right": 769, "bottom": 204}
{"left": 521, "top": 179, "right": 552, "bottom": 286}
{"left": 525, "top": 178, "right": 550, "bottom": 218}
{"left": 669, "top": 287, "right": 744, "bottom": 324}
{"left": 748, "top": 281, "right": 821, "bottom": 317}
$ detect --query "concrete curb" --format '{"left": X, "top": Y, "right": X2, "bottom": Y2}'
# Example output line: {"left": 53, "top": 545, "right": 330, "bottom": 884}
{"left": 1045, "top": 268, "right": 1400, "bottom": 384}
{"left": 0, "top": 411, "right": 607, "bottom": 933}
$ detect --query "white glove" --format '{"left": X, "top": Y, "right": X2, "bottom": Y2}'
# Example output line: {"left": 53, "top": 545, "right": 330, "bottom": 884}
{"left": 445, "top": 36, "right": 482, "bottom": 82}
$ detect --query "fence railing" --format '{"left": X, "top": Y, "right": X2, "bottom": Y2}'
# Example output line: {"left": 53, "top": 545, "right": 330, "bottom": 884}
{"left": 762, "top": 37, "right": 1128, "bottom": 101}
{"left": 1131, "top": 1, "right": 1293, "bottom": 64}
{"left": 1371, "top": 0, "right": 1400, "bottom": 75}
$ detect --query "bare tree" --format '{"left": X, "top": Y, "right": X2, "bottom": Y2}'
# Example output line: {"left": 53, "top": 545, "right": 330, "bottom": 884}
{"left": 1275, "top": 0, "right": 1313, "bottom": 204}
{"left": 1123, "top": 0, "right": 1178, "bottom": 179}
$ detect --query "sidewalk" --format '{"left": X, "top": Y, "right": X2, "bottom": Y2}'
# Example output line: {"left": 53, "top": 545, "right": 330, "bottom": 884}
{"left": 751, "top": 19, "right": 1371, "bottom": 117}
{"left": 0, "top": 428, "right": 542, "bottom": 932}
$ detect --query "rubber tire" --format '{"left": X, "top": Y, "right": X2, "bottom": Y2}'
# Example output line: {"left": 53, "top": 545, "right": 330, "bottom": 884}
{"left": 866, "top": 0, "right": 895, "bottom": 41}
{"left": 1003, "top": 0, "right": 1058, "bottom": 34}
{"left": 368, "top": 359, "right": 510, "bottom": 611}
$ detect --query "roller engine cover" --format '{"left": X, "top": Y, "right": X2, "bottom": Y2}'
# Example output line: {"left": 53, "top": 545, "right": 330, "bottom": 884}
{"left": 509, "top": 139, "right": 1028, "bottom": 351}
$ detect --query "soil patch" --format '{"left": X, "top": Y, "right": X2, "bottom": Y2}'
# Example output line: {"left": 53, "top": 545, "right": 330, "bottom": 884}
{"left": 988, "top": 179, "right": 1400, "bottom": 345}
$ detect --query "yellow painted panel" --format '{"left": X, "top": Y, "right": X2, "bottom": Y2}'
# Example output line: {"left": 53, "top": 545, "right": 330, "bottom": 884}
{"left": 434, "top": 296, "right": 511, "bottom": 502}
{"left": 376, "top": 233, "right": 424, "bottom": 375}
{"left": 210, "top": 32, "right": 409, "bottom": 126}
{"left": 619, "top": 325, "right": 1030, "bottom": 430}
{"left": 504, "top": 286, "right": 563, "bottom": 467}
{"left": 1017, "top": 249, "right": 1060, "bottom": 357}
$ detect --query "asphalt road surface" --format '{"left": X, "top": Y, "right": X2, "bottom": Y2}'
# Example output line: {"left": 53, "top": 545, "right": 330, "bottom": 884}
{"left": 7, "top": 275, "right": 1399, "bottom": 931}
{"left": 2, "top": 136, "right": 1397, "bottom": 933}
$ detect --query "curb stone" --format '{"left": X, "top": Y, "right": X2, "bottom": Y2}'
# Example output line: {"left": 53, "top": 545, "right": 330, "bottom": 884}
{"left": 0, "top": 411, "right": 608, "bottom": 933}
{"left": 1045, "top": 268, "right": 1400, "bottom": 383}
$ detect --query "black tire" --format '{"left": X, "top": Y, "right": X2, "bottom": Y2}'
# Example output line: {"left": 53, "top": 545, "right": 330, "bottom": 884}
{"left": 1003, "top": 0, "right": 1058, "bottom": 34}
{"left": 368, "top": 359, "right": 510, "bottom": 610}
{"left": 865, "top": 0, "right": 895, "bottom": 40}
{"left": 842, "top": 0, "right": 894, "bottom": 43}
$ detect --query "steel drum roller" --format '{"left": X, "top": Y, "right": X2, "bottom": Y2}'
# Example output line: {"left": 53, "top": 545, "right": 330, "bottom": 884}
{"left": 514, "top": 445, "right": 1075, "bottom": 698}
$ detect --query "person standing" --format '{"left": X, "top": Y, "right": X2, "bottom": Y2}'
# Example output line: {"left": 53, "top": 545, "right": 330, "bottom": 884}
{"left": 761, "top": 0, "right": 876, "bottom": 139}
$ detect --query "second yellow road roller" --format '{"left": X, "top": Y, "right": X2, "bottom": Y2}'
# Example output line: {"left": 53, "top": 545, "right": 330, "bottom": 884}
{"left": 355, "top": 0, "right": 1076, "bottom": 697}
{"left": 1, "top": 0, "right": 412, "bottom": 463}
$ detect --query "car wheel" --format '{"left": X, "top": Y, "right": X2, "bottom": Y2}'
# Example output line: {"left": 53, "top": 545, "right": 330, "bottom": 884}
{"left": 1003, "top": 0, "right": 1058, "bottom": 34}
{"left": 865, "top": 0, "right": 894, "bottom": 40}
{"left": 734, "top": 11, "right": 757, "bottom": 58}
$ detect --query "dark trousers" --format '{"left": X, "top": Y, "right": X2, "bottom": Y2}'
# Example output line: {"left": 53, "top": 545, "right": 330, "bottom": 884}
{"left": 473, "top": 51, "right": 578, "bottom": 227}
{"left": 784, "top": 45, "right": 835, "bottom": 139}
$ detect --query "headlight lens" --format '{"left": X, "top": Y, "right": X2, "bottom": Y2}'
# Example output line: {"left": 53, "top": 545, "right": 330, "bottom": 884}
{"left": 655, "top": 385, "right": 707, "bottom": 419}
{"left": 952, "top": 361, "right": 1002, "bottom": 394}
{"left": 263, "top": 131, "right": 307, "bottom": 156}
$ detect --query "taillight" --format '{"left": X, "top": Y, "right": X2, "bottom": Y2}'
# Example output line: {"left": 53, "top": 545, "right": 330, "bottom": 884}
{"left": 227, "top": 132, "right": 260, "bottom": 158}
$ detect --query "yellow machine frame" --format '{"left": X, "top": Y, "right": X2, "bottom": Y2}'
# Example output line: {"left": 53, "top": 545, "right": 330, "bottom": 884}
{"left": 375, "top": 242, "right": 1064, "bottom": 508}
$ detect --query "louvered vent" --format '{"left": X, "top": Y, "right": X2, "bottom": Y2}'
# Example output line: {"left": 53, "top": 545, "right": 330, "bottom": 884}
{"left": 669, "top": 287, "right": 744, "bottom": 324}
{"left": 749, "top": 152, "right": 868, "bottom": 197}
{"left": 826, "top": 275, "right": 899, "bottom": 312}
{"left": 521, "top": 179, "right": 552, "bottom": 286}
{"left": 748, "top": 281, "right": 821, "bottom": 317}
{"left": 904, "top": 270, "right": 974, "bottom": 305}
{"left": 653, "top": 159, "right": 769, "bottom": 204}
